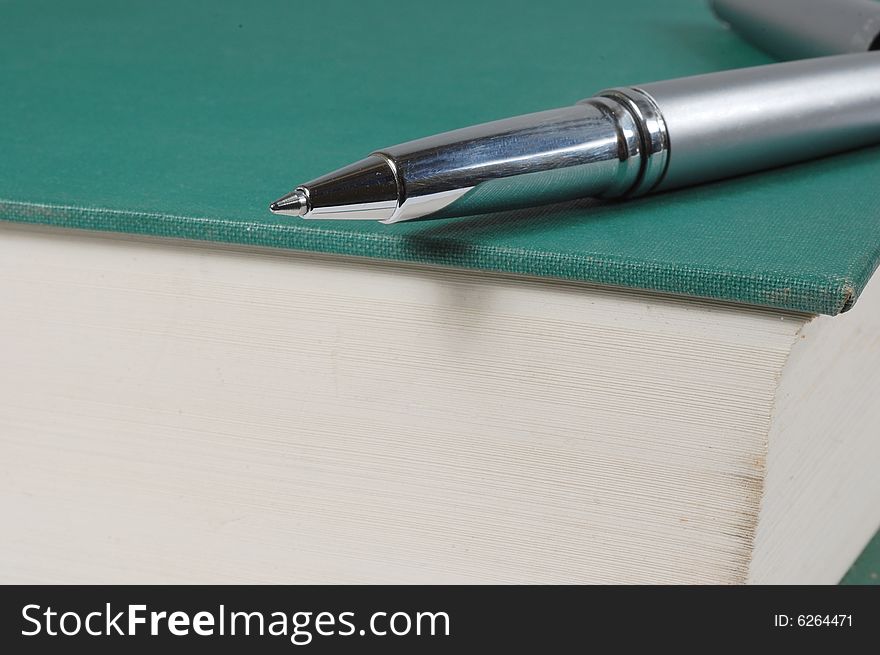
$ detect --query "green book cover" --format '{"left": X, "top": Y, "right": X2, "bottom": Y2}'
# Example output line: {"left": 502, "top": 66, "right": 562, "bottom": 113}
{"left": 1, "top": 0, "right": 879, "bottom": 316}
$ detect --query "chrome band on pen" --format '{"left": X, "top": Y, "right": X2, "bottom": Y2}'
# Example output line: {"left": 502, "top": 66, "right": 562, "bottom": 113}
{"left": 592, "top": 87, "right": 670, "bottom": 197}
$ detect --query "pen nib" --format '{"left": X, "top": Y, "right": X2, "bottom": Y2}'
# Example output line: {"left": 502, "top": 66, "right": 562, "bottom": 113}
{"left": 269, "top": 189, "right": 309, "bottom": 217}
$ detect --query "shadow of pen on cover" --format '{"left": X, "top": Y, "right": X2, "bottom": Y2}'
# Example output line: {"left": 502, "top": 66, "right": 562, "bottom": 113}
{"left": 400, "top": 196, "right": 622, "bottom": 260}
{"left": 398, "top": 187, "right": 720, "bottom": 261}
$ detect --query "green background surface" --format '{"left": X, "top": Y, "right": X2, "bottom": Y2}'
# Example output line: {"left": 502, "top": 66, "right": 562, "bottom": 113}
{"left": 0, "top": 0, "right": 878, "bottom": 579}
{"left": 1, "top": 0, "right": 879, "bottom": 315}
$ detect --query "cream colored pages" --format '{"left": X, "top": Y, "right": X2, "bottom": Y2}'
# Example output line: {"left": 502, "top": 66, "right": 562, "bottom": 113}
{"left": 1, "top": 223, "right": 876, "bottom": 583}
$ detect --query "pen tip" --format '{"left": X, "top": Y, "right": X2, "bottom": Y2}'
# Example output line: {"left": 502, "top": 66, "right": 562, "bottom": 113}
{"left": 269, "top": 189, "right": 309, "bottom": 217}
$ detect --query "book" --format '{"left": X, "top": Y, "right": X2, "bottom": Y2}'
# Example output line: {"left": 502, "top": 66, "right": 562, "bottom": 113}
{"left": 1, "top": 0, "right": 878, "bottom": 583}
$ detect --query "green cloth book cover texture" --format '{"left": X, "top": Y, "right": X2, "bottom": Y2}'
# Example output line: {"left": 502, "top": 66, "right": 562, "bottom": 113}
{"left": 1, "top": 0, "right": 879, "bottom": 315}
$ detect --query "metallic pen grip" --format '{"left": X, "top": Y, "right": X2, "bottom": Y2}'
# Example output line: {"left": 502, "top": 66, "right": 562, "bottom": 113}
{"left": 375, "top": 96, "right": 667, "bottom": 222}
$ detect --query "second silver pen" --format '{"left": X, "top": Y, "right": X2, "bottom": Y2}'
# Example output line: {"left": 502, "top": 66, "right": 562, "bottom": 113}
{"left": 270, "top": 52, "right": 880, "bottom": 224}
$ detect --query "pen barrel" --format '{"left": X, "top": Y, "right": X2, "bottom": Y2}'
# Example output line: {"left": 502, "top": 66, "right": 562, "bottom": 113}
{"left": 635, "top": 52, "right": 880, "bottom": 192}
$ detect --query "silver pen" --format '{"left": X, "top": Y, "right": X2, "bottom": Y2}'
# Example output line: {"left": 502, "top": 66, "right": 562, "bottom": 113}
{"left": 270, "top": 53, "right": 880, "bottom": 224}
